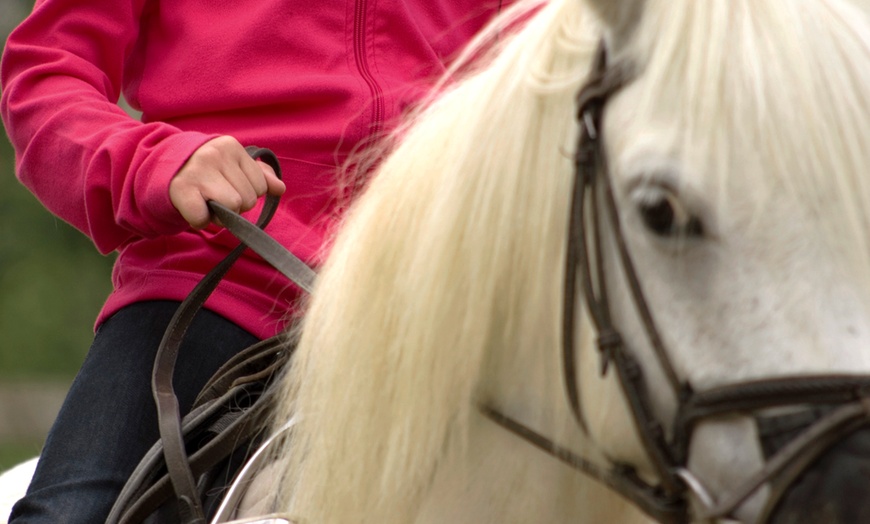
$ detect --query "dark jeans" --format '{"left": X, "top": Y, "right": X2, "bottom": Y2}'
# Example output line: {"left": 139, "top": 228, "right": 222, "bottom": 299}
{"left": 9, "top": 301, "right": 259, "bottom": 524}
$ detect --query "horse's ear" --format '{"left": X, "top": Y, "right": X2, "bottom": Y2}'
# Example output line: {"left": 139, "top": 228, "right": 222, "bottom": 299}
{"left": 584, "top": 0, "right": 645, "bottom": 46}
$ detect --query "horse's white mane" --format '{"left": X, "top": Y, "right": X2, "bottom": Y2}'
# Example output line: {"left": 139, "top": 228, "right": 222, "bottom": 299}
{"left": 269, "top": 0, "right": 596, "bottom": 519}
{"left": 267, "top": 0, "right": 870, "bottom": 522}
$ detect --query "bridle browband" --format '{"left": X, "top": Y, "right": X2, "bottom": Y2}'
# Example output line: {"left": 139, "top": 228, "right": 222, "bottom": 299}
{"left": 481, "top": 42, "right": 870, "bottom": 523}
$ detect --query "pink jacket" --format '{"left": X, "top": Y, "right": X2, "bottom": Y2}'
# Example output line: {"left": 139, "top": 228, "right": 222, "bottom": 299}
{"left": 1, "top": 0, "right": 506, "bottom": 339}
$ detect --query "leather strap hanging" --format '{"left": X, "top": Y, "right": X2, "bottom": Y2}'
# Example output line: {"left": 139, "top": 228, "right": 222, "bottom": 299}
{"left": 145, "top": 147, "right": 315, "bottom": 524}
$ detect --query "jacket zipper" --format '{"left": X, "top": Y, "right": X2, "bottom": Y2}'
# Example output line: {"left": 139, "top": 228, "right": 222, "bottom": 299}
{"left": 353, "top": 0, "right": 384, "bottom": 139}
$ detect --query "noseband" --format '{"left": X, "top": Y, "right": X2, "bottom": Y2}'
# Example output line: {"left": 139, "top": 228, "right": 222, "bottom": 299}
{"left": 482, "top": 42, "right": 870, "bottom": 523}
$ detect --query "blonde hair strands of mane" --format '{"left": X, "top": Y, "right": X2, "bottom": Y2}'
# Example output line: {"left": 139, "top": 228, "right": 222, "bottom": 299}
{"left": 268, "top": 0, "right": 604, "bottom": 521}
{"left": 266, "top": 0, "right": 870, "bottom": 522}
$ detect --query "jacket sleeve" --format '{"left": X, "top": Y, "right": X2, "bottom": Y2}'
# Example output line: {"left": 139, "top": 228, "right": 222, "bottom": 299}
{"left": 0, "top": 0, "right": 215, "bottom": 254}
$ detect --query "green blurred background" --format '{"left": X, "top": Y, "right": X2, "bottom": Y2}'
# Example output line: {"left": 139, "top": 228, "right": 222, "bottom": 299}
{"left": 1, "top": 1, "right": 116, "bottom": 469}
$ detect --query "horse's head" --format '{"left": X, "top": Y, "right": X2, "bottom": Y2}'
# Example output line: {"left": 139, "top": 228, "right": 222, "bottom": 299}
{"left": 578, "top": 0, "right": 870, "bottom": 521}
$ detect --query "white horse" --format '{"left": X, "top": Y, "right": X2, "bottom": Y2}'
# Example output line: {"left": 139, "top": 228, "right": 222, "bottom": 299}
{"left": 7, "top": 0, "right": 870, "bottom": 522}
{"left": 254, "top": 0, "right": 870, "bottom": 523}
{"left": 0, "top": 459, "right": 36, "bottom": 524}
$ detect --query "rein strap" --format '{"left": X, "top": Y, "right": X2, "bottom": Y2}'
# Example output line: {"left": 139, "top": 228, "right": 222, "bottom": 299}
{"left": 150, "top": 147, "right": 315, "bottom": 524}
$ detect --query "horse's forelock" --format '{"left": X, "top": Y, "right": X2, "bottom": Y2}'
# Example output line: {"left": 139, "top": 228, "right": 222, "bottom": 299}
{"left": 623, "top": 0, "right": 870, "bottom": 275}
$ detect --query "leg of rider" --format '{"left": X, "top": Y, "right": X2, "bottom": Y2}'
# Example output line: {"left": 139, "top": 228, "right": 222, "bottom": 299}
{"left": 8, "top": 300, "right": 259, "bottom": 524}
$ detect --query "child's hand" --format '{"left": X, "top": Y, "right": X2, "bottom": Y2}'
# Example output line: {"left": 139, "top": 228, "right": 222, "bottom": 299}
{"left": 169, "top": 136, "right": 286, "bottom": 229}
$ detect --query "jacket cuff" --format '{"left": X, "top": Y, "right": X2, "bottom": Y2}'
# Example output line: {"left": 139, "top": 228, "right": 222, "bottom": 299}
{"left": 134, "top": 131, "right": 220, "bottom": 235}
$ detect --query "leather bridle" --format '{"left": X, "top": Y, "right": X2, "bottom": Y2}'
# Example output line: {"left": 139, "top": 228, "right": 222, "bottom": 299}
{"left": 481, "top": 42, "right": 870, "bottom": 523}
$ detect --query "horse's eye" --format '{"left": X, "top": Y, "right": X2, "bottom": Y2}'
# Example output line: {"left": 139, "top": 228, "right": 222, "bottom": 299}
{"left": 639, "top": 197, "right": 675, "bottom": 236}
{"left": 637, "top": 192, "right": 704, "bottom": 238}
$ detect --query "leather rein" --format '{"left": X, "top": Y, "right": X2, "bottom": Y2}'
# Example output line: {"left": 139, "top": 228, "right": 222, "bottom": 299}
{"left": 149, "top": 147, "right": 315, "bottom": 524}
{"left": 481, "top": 43, "right": 870, "bottom": 523}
